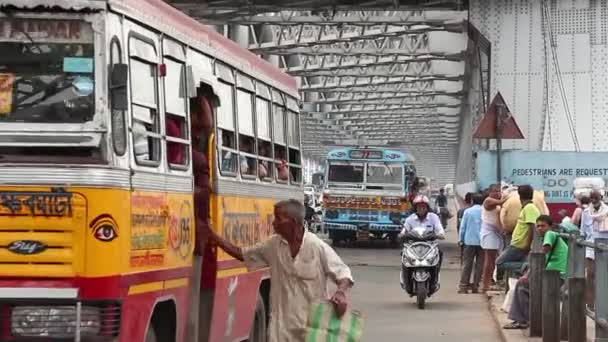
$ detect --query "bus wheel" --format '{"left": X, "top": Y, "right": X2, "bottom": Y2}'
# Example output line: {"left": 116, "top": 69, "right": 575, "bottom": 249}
{"left": 248, "top": 295, "right": 267, "bottom": 342}
{"left": 145, "top": 324, "right": 158, "bottom": 342}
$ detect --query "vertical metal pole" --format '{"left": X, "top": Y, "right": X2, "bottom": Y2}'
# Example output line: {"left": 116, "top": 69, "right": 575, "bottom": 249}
{"left": 542, "top": 270, "right": 561, "bottom": 342}
{"left": 496, "top": 104, "right": 505, "bottom": 185}
{"left": 568, "top": 277, "right": 587, "bottom": 342}
{"left": 530, "top": 252, "right": 545, "bottom": 337}
{"left": 187, "top": 256, "right": 202, "bottom": 342}
{"left": 568, "top": 233, "right": 586, "bottom": 279}
{"left": 496, "top": 137, "right": 502, "bottom": 184}
{"left": 561, "top": 284, "right": 569, "bottom": 341}
{"left": 75, "top": 301, "right": 82, "bottom": 342}
{"left": 595, "top": 238, "right": 608, "bottom": 341}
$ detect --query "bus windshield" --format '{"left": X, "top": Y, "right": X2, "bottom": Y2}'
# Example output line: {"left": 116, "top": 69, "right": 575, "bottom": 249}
{"left": 0, "top": 18, "right": 95, "bottom": 123}
{"left": 327, "top": 161, "right": 364, "bottom": 183}
{"left": 366, "top": 162, "right": 403, "bottom": 184}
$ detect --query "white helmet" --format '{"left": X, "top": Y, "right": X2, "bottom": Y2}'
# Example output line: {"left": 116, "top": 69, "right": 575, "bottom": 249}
{"left": 413, "top": 195, "right": 430, "bottom": 206}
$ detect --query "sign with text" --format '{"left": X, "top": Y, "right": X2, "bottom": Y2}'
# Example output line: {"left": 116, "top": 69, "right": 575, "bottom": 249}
{"left": 476, "top": 150, "right": 608, "bottom": 203}
{"left": 0, "top": 19, "right": 93, "bottom": 44}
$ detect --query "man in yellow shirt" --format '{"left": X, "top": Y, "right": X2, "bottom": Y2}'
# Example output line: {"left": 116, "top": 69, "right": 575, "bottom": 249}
{"left": 496, "top": 185, "right": 540, "bottom": 273}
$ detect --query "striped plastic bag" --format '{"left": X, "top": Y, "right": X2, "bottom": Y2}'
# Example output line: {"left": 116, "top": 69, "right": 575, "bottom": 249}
{"left": 305, "top": 301, "right": 363, "bottom": 342}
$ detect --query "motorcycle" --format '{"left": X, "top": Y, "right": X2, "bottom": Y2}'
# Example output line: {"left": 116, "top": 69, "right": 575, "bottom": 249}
{"left": 305, "top": 210, "right": 322, "bottom": 233}
{"left": 399, "top": 226, "right": 441, "bottom": 309}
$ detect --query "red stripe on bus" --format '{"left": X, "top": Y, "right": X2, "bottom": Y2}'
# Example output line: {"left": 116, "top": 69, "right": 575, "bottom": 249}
{"left": 0, "top": 267, "right": 192, "bottom": 299}
{"left": 217, "top": 259, "right": 244, "bottom": 270}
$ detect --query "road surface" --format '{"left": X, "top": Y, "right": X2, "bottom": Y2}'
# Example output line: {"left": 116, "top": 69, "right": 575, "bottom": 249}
{"left": 332, "top": 220, "right": 501, "bottom": 341}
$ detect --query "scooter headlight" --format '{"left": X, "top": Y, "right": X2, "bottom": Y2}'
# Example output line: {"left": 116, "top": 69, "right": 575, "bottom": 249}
{"left": 402, "top": 248, "right": 418, "bottom": 263}
{"left": 411, "top": 244, "right": 431, "bottom": 258}
{"left": 427, "top": 249, "right": 440, "bottom": 265}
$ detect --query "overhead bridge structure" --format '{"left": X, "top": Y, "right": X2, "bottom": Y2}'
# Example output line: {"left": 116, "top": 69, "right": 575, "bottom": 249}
{"left": 165, "top": 0, "right": 608, "bottom": 187}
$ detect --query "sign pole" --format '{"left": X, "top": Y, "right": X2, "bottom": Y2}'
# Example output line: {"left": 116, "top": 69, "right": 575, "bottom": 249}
{"left": 496, "top": 104, "right": 505, "bottom": 185}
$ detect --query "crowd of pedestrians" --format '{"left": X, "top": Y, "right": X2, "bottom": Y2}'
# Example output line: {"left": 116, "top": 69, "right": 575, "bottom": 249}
{"left": 456, "top": 184, "right": 607, "bottom": 330}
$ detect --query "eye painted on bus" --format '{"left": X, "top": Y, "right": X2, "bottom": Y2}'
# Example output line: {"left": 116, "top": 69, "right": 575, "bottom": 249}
{"left": 89, "top": 214, "right": 119, "bottom": 242}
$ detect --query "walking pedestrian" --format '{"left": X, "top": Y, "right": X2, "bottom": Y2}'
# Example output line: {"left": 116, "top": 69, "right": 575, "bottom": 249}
{"left": 480, "top": 185, "right": 507, "bottom": 293}
{"left": 457, "top": 192, "right": 473, "bottom": 235}
{"left": 205, "top": 199, "right": 354, "bottom": 342}
{"left": 457, "top": 192, "right": 473, "bottom": 265}
{"left": 458, "top": 193, "right": 484, "bottom": 293}
{"left": 436, "top": 188, "right": 450, "bottom": 228}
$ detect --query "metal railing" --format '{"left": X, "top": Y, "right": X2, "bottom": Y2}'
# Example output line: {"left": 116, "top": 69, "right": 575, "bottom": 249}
{"left": 529, "top": 233, "right": 608, "bottom": 342}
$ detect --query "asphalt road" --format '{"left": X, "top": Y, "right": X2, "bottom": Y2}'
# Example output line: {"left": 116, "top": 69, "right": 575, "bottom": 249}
{"left": 331, "top": 220, "right": 501, "bottom": 341}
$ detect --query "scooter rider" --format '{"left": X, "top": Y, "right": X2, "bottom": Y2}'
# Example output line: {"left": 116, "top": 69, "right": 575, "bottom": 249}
{"left": 399, "top": 195, "right": 446, "bottom": 271}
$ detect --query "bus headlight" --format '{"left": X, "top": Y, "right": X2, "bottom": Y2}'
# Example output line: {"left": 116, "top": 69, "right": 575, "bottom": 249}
{"left": 11, "top": 306, "right": 101, "bottom": 337}
{"left": 389, "top": 212, "right": 402, "bottom": 224}
{"left": 325, "top": 210, "right": 339, "bottom": 219}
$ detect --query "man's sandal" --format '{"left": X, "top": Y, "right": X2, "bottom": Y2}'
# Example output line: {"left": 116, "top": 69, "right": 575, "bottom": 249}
{"left": 503, "top": 322, "right": 528, "bottom": 329}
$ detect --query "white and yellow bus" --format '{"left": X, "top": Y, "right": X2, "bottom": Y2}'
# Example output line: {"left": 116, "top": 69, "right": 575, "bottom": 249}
{"left": 0, "top": 0, "right": 302, "bottom": 341}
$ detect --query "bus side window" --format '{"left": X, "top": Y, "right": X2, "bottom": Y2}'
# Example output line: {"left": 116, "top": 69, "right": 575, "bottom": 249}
{"left": 287, "top": 108, "right": 302, "bottom": 185}
{"left": 256, "top": 94, "right": 273, "bottom": 181}
{"left": 129, "top": 37, "right": 160, "bottom": 165}
{"left": 163, "top": 57, "right": 189, "bottom": 168}
{"left": 109, "top": 37, "right": 127, "bottom": 156}
{"left": 272, "top": 102, "right": 288, "bottom": 183}
{"left": 236, "top": 86, "right": 256, "bottom": 179}
{"left": 215, "top": 80, "right": 237, "bottom": 175}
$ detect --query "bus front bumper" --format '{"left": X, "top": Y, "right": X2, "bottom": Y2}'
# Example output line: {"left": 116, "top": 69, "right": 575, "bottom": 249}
{"left": 324, "top": 222, "right": 402, "bottom": 232}
{"left": 0, "top": 287, "right": 120, "bottom": 341}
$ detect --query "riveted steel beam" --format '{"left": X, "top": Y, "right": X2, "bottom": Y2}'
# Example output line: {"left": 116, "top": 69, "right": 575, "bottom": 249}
{"left": 341, "top": 124, "right": 458, "bottom": 131}
{"left": 309, "top": 126, "right": 459, "bottom": 134}
{"left": 302, "top": 91, "right": 462, "bottom": 104}
{"left": 305, "top": 99, "right": 458, "bottom": 106}
{"left": 188, "top": 10, "right": 467, "bottom": 25}
{"left": 253, "top": 31, "right": 465, "bottom": 55}
{"left": 299, "top": 76, "right": 462, "bottom": 91}
{"left": 303, "top": 114, "right": 460, "bottom": 121}
{"left": 260, "top": 47, "right": 453, "bottom": 56}
{"left": 302, "top": 103, "right": 461, "bottom": 115}
{"left": 287, "top": 64, "right": 463, "bottom": 77}
{"left": 286, "top": 58, "right": 464, "bottom": 75}
{"left": 249, "top": 25, "right": 464, "bottom": 54}
{"left": 301, "top": 123, "right": 458, "bottom": 132}
{"left": 173, "top": 4, "right": 469, "bottom": 20}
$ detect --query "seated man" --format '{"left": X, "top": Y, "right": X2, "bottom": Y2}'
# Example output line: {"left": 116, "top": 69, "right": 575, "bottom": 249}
{"left": 503, "top": 215, "right": 568, "bottom": 329}
{"left": 496, "top": 185, "right": 539, "bottom": 277}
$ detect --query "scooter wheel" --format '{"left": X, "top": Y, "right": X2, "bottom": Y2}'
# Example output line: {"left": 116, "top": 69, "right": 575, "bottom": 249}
{"left": 416, "top": 282, "right": 427, "bottom": 310}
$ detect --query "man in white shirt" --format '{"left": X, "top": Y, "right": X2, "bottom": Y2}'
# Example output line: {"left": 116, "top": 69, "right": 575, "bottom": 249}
{"left": 399, "top": 195, "right": 446, "bottom": 239}
{"left": 206, "top": 199, "right": 354, "bottom": 342}
{"left": 584, "top": 191, "right": 608, "bottom": 310}
{"left": 399, "top": 195, "right": 446, "bottom": 278}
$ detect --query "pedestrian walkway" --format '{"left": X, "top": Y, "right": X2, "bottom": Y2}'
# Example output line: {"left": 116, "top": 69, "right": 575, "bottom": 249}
{"left": 486, "top": 292, "right": 595, "bottom": 342}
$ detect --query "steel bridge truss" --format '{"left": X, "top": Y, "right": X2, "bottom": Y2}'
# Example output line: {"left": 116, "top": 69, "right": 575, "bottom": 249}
{"left": 167, "top": 1, "right": 470, "bottom": 182}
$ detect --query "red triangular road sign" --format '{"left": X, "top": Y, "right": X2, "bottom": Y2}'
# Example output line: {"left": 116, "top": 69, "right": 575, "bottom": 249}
{"left": 473, "top": 92, "right": 525, "bottom": 139}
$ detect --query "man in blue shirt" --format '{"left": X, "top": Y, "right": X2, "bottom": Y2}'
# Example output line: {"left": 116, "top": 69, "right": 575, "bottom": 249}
{"left": 458, "top": 193, "right": 484, "bottom": 293}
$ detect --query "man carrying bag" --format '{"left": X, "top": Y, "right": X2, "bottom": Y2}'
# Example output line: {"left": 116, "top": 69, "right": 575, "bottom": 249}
{"left": 306, "top": 301, "right": 363, "bottom": 342}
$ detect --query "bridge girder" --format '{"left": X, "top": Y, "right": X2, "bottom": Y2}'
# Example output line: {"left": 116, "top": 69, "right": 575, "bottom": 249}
{"left": 165, "top": 1, "right": 469, "bottom": 183}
